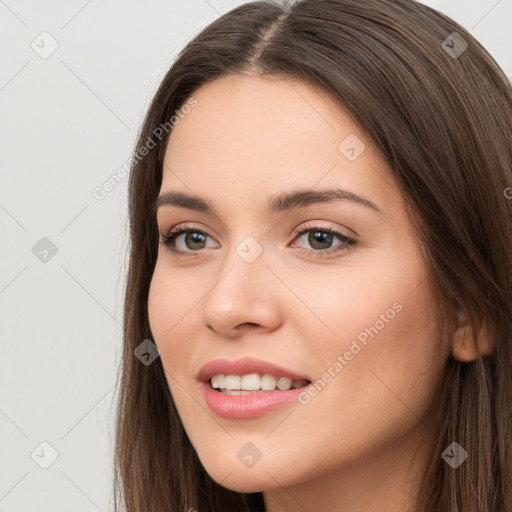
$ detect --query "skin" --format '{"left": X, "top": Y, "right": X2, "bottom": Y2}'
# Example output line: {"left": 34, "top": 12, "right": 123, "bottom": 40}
{"left": 147, "top": 74, "right": 458, "bottom": 512}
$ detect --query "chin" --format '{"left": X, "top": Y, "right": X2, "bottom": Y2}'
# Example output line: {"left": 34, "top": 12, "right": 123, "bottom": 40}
{"left": 216, "top": 476, "right": 266, "bottom": 494}
{"left": 220, "top": 473, "right": 295, "bottom": 494}
{"left": 201, "top": 458, "right": 283, "bottom": 493}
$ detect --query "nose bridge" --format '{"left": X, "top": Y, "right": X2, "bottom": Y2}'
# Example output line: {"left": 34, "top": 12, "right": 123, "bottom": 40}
{"left": 200, "top": 230, "right": 281, "bottom": 334}
{"left": 210, "top": 232, "right": 270, "bottom": 299}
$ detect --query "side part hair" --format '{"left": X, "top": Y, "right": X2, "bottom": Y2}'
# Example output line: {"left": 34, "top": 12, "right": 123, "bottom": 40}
{"left": 113, "top": 1, "right": 512, "bottom": 511}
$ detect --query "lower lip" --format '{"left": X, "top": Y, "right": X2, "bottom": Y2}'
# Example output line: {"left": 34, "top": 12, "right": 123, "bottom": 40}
{"left": 200, "top": 381, "right": 308, "bottom": 419}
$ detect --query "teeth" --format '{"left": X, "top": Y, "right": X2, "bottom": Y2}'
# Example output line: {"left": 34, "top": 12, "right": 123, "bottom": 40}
{"left": 241, "top": 374, "right": 261, "bottom": 390}
{"left": 210, "top": 374, "right": 224, "bottom": 389}
{"left": 224, "top": 375, "right": 241, "bottom": 390}
{"left": 277, "top": 377, "right": 292, "bottom": 390}
{"left": 210, "top": 373, "right": 310, "bottom": 392}
{"left": 260, "top": 374, "right": 277, "bottom": 390}
{"left": 222, "top": 389, "right": 255, "bottom": 395}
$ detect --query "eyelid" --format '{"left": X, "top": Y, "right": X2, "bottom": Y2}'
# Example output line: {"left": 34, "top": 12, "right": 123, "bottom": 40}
{"left": 159, "top": 220, "right": 357, "bottom": 258}
{"left": 290, "top": 220, "right": 356, "bottom": 241}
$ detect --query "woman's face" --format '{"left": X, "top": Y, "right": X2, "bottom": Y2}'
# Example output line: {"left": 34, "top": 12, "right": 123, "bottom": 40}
{"left": 148, "top": 75, "right": 449, "bottom": 503}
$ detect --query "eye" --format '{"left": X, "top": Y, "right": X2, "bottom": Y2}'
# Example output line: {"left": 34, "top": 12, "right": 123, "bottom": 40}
{"left": 159, "top": 222, "right": 357, "bottom": 258}
{"left": 159, "top": 223, "right": 217, "bottom": 257}
{"left": 290, "top": 222, "right": 357, "bottom": 258}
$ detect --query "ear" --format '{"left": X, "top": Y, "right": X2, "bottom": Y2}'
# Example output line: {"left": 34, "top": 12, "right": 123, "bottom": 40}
{"left": 451, "top": 310, "right": 495, "bottom": 362}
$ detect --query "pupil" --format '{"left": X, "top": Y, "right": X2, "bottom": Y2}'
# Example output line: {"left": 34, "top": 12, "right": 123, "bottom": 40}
{"left": 188, "top": 232, "right": 206, "bottom": 249}
{"left": 310, "top": 230, "right": 332, "bottom": 249}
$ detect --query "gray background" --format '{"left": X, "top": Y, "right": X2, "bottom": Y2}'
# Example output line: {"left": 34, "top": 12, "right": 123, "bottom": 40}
{"left": 1, "top": 0, "right": 511, "bottom": 510}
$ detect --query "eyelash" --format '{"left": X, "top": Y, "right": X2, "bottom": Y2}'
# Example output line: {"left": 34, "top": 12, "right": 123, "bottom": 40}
{"left": 158, "top": 222, "right": 357, "bottom": 258}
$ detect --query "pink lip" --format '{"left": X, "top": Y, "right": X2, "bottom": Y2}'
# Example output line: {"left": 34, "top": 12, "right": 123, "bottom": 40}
{"left": 196, "top": 356, "right": 311, "bottom": 383}
{"left": 196, "top": 356, "right": 312, "bottom": 419}
{"left": 200, "top": 381, "right": 308, "bottom": 419}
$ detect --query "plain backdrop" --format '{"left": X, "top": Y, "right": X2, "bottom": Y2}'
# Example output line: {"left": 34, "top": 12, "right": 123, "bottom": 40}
{"left": 1, "top": 1, "right": 511, "bottom": 510}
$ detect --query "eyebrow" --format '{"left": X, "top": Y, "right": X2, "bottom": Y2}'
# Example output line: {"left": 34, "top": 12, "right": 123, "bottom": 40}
{"left": 152, "top": 188, "right": 382, "bottom": 215}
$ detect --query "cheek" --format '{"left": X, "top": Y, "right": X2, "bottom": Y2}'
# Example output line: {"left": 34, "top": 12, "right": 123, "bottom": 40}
{"left": 147, "top": 264, "right": 195, "bottom": 372}
{"left": 298, "top": 269, "right": 442, "bottom": 432}
{"left": 147, "top": 269, "right": 171, "bottom": 346}
{"left": 148, "top": 262, "right": 193, "bottom": 341}
{"left": 292, "top": 259, "right": 443, "bottom": 436}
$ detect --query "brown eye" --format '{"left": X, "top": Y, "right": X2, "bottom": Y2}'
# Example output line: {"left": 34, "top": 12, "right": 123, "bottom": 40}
{"left": 290, "top": 225, "right": 357, "bottom": 258}
{"left": 159, "top": 223, "right": 217, "bottom": 256}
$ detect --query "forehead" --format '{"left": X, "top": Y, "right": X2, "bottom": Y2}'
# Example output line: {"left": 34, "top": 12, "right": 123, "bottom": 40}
{"left": 161, "top": 75, "right": 401, "bottom": 215}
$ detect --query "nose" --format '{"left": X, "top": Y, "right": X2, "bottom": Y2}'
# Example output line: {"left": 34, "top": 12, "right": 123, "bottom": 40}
{"left": 200, "top": 240, "right": 283, "bottom": 339}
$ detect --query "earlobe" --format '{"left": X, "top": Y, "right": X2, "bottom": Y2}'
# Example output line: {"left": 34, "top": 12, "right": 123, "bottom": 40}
{"left": 451, "top": 311, "right": 495, "bottom": 362}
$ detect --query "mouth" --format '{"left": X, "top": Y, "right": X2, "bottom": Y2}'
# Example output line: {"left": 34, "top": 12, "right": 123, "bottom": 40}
{"left": 197, "top": 356, "right": 312, "bottom": 391}
{"left": 209, "top": 373, "right": 312, "bottom": 394}
{"left": 197, "top": 357, "right": 313, "bottom": 419}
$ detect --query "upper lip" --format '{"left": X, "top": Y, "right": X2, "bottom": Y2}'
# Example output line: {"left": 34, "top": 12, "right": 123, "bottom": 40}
{"left": 197, "top": 356, "right": 312, "bottom": 383}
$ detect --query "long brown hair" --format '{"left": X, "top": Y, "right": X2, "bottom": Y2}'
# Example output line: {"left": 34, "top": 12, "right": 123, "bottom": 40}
{"left": 112, "top": 1, "right": 512, "bottom": 510}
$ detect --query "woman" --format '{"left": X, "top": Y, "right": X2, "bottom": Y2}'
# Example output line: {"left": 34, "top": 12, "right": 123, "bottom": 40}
{"left": 113, "top": 0, "right": 512, "bottom": 510}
